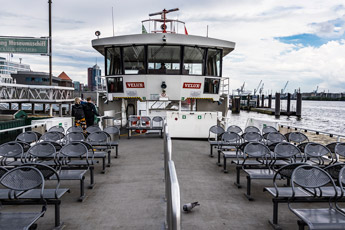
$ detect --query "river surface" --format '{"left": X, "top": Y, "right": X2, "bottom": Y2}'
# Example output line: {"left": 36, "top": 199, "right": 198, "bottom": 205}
{"left": 228, "top": 100, "right": 345, "bottom": 134}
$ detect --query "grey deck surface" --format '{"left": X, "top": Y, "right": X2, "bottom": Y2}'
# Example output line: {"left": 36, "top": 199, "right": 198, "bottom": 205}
{"left": 3, "top": 135, "right": 329, "bottom": 229}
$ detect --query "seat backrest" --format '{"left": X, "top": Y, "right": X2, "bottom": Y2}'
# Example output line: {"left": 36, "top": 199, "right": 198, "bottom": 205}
{"left": 274, "top": 142, "right": 301, "bottom": 160}
{"left": 208, "top": 125, "right": 225, "bottom": 140}
{"left": 221, "top": 132, "right": 241, "bottom": 143}
{"left": 0, "top": 142, "right": 24, "bottom": 158}
{"left": 48, "top": 125, "right": 65, "bottom": 133}
{"left": 104, "top": 126, "right": 120, "bottom": 135}
{"left": 87, "top": 131, "right": 108, "bottom": 143}
{"left": 267, "top": 132, "right": 287, "bottom": 144}
{"left": 244, "top": 126, "right": 260, "bottom": 134}
{"left": 40, "top": 131, "right": 64, "bottom": 142}
{"left": 243, "top": 142, "right": 270, "bottom": 158}
{"left": 291, "top": 165, "right": 336, "bottom": 199}
{"left": 0, "top": 166, "right": 44, "bottom": 192}
{"left": 27, "top": 141, "right": 56, "bottom": 158}
{"left": 335, "top": 143, "right": 345, "bottom": 158}
{"left": 326, "top": 142, "right": 340, "bottom": 154}
{"left": 67, "top": 126, "right": 83, "bottom": 133}
{"left": 288, "top": 132, "right": 309, "bottom": 144}
{"left": 140, "top": 116, "right": 151, "bottom": 123}
{"left": 152, "top": 116, "right": 164, "bottom": 127}
{"left": 59, "top": 142, "right": 88, "bottom": 158}
{"left": 65, "top": 132, "right": 85, "bottom": 142}
{"left": 262, "top": 126, "right": 278, "bottom": 134}
{"left": 324, "top": 163, "right": 345, "bottom": 181}
{"left": 242, "top": 132, "right": 263, "bottom": 142}
{"left": 305, "top": 142, "right": 331, "bottom": 158}
{"left": 128, "top": 116, "right": 139, "bottom": 127}
{"left": 275, "top": 163, "right": 307, "bottom": 180}
{"left": 227, "top": 125, "right": 243, "bottom": 134}
{"left": 16, "top": 131, "right": 38, "bottom": 144}
{"left": 86, "top": 125, "right": 101, "bottom": 134}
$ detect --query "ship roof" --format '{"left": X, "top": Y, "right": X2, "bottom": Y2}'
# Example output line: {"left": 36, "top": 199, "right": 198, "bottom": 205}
{"left": 92, "top": 33, "right": 235, "bottom": 57}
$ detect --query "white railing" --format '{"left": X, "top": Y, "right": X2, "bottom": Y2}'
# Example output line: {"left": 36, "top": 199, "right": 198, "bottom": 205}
{"left": 279, "top": 124, "right": 345, "bottom": 142}
{"left": 0, "top": 83, "right": 74, "bottom": 103}
{"left": 0, "top": 122, "right": 47, "bottom": 134}
{"left": 164, "top": 124, "right": 181, "bottom": 230}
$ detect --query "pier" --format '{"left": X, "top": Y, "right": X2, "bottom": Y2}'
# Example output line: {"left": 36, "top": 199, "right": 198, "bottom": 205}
{"left": 0, "top": 82, "right": 74, "bottom": 116}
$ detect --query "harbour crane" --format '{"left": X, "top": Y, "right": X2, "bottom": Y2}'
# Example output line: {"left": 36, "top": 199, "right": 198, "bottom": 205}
{"left": 314, "top": 86, "right": 319, "bottom": 94}
{"left": 281, "top": 81, "right": 289, "bottom": 94}
{"left": 254, "top": 80, "right": 262, "bottom": 96}
{"left": 259, "top": 83, "right": 264, "bottom": 95}
{"left": 237, "top": 82, "right": 245, "bottom": 94}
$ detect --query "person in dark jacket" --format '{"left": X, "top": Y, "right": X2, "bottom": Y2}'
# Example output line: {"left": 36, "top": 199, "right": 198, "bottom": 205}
{"left": 72, "top": 97, "right": 87, "bottom": 130}
{"left": 83, "top": 97, "right": 99, "bottom": 127}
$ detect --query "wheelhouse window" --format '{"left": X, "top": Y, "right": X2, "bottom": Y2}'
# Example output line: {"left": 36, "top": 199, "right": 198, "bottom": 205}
{"left": 183, "top": 46, "right": 205, "bottom": 75}
{"left": 106, "top": 47, "right": 122, "bottom": 75}
{"left": 206, "top": 49, "right": 221, "bottom": 77}
{"left": 204, "top": 77, "right": 220, "bottom": 94}
{"left": 123, "top": 46, "right": 146, "bottom": 74}
{"left": 148, "top": 45, "right": 180, "bottom": 75}
{"left": 107, "top": 77, "right": 124, "bottom": 93}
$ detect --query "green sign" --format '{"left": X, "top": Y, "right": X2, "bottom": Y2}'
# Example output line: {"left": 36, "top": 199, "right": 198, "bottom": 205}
{"left": 182, "top": 115, "right": 186, "bottom": 119}
{"left": 0, "top": 37, "right": 49, "bottom": 54}
{"left": 198, "top": 115, "right": 202, "bottom": 119}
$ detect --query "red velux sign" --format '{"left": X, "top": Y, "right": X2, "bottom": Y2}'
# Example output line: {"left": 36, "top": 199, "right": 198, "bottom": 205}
{"left": 126, "top": 82, "right": 145, "bottom": 88}
{"left": 183, "top": 82, "right": 201, "bottom": 89}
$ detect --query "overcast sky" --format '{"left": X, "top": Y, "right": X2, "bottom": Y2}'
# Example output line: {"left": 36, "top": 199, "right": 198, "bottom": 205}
{"left": 1, "top": 0, "right": 345, "bottom": 93}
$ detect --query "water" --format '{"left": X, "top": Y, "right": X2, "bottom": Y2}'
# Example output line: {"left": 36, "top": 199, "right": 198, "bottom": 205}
{"left": 228, "top": 100, "right": 345, "bottom": 134}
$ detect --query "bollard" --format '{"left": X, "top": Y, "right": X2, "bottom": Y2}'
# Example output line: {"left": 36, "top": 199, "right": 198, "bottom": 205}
{"left": 261, "top": 94, "right": 265, "bottom": 108}
{"left": 287, "top": 93, "right": 291, "bottom": 116}
{"left": 296, "top": 93, "right": 302, "bottom": 118}
{"left": 232, "top": 97, "right": 240, "bottom": 113}
{"left": 247, "top": 95, "right": 250, "bottom": 110}
{"left": 275, "top": 93, "right": 281, "bottom": 117}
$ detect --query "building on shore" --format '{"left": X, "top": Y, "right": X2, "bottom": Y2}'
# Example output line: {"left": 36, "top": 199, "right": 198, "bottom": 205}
{"left": 11, "top": 71, "right": 60, "bottom": 86}
{"left": 87, "top": 64, "right": 102, "bottom": 91}
{"left": 57, "top": 71, "right": 73, "bottom": 87}
{"left": 0, "top": 56, "right": 31, "bottom": 83}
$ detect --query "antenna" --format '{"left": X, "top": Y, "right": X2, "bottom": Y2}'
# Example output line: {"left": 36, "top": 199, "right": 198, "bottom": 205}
{"left": 112, "top": 7, "right": 115, "bottom": 36}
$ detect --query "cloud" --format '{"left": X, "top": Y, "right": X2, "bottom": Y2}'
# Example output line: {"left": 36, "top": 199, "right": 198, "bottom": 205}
{"left": 1, "top": 0, "right": 345, "bottom": 93}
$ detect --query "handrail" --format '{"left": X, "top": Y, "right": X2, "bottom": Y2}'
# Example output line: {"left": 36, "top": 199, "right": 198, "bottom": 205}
{"left": 167, "top": 160, "right": 181, "bottom": 230}
{"left": 279, "top": 124, "right": 345, "bottom": 141}
{"left": 164, "top": 124, "right": 181, "bottom": 230}
{"left": 0, "top": 122, "right": 46, "bottom": 134}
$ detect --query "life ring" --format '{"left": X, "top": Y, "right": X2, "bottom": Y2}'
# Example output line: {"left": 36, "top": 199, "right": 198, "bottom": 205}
{"left": 135, "top": 129, "right": 147, "bottom": 134}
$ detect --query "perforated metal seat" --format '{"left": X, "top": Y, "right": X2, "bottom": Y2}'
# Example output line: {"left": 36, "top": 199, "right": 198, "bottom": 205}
{"left": 244, "top": 126, "right": 260, "bottom": 134}
{"left": 226, "top": 125, "right": 242, "bottom": 134}
{"left": 40, "top": 131, "right": 64, "bottom": 143}
{"left": 66, "top": 126, "right": 83, "bottom": 133}
{"left": 208, "top": 125, "right": 225, "bottom": 157}
{"left": 86, "top": 125, "right": 101, "bottom": 134}
{"left": 48, "top": 125, "right": 65, "bottom": 133}
{"left": 288, "top": 165, "right": 345, "bottom": 230}
{"left": 0, "top": 166, "right": 46, "bottom": 230}
{"left": 262, "top": 126, "right": 278, "bottom": 135}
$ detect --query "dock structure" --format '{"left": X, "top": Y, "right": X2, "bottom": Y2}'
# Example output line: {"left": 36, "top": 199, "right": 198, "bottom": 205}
{"left": 238, "top": 93, "right": 302, "bottom": 117}
{"left": 0, "top": 83, "right": 74, "bottom": 116}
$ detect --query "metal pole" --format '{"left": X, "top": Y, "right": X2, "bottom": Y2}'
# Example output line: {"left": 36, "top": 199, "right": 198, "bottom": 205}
{"left": 48, "top": 0, "right": 52, "bottom": 86}
{"left": 275, "top": 93, "right": 281, "bottom": 117}
{"left": 287, "top": 93, "right": 291, "bottom": 116}
{"left": 296, "top": 93, "right": 302, "bottom": 118}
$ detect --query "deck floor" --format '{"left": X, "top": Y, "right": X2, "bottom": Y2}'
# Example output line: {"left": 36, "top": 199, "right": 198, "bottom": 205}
{"left": 4, "top": 134, "right": 330, "bottom": 229}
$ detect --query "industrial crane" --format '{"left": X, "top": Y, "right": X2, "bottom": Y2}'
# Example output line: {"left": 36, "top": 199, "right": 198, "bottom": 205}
{"left": 281, "top": 81, "right": 289, "bottom": 94}
{"left": 259, "top": 83, "right": 264, "bottom": 95}
{"left": 254, "top": 80, "right": 262, "bottom": 96}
